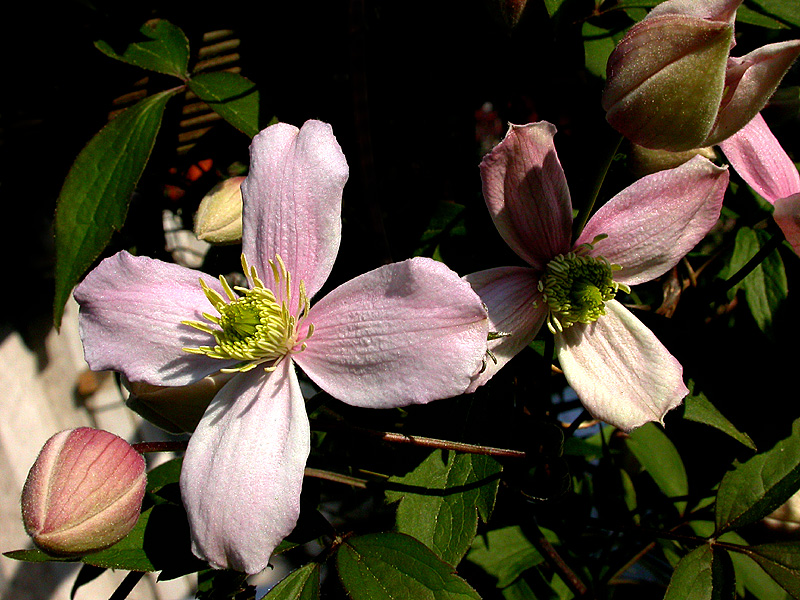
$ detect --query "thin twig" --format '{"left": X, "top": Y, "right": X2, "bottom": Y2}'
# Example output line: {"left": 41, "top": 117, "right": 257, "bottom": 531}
{"left": 132, "top": 441, "right": 188, "bottom": 454}
{"left": 304, "top": 468, "right": 368, "bottom": 488}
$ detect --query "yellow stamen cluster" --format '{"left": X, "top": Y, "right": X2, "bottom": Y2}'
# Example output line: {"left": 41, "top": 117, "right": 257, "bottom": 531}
{"left": 182, "top": 254, "right": 313, "bottom": 373}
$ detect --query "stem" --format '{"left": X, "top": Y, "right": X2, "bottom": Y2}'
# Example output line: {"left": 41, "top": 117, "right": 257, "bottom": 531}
{"left": 572, "top": 131, "right": 623, "bottom": 241}
{"left": 720, "top": 231, "right": 783, "bottom": 295}
{"left": 528, "top": 519, "right": 588, "bottom": 597}
{"left": 132, "top": 441, "right": 188, "bottom": 454}
{"left": 304, "top": 468, "right": 368, "bottom": 488}
{"left": 108, "top": 571, "right": 145, "bottom": 600}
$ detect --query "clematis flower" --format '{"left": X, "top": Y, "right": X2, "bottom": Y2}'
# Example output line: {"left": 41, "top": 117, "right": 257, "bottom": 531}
{"left": 466, "top": 122, "right": 729, "bottom": 431}
{"left": 719, "top": 112, "right": 800, "bottom": 256}
{"left": 602, "top": 0, "right": 800, "bottom": 152}
{"left": 74, "top": 120, "right": 489, "bottom": 574}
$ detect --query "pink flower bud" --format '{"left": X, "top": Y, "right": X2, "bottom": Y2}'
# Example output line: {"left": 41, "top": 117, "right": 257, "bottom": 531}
{"left": 21, "top": 428, "right": 146, "bottom": 556}
{"left": 602, "top": 0, "right": 800, "bottom": 151}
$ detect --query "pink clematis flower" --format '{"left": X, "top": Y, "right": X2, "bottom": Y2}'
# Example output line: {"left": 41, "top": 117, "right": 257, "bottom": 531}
{"left": 602, "top": 0, "right": 800, "bottom": 152}
{"left": 74, "top": 120, "right": 489, "bottom": 574}
{"left": 719, "top": 112, "right": 800, "bottom": 255}
{"left": 466, "top": 122, "right": 729, "bottom": 431}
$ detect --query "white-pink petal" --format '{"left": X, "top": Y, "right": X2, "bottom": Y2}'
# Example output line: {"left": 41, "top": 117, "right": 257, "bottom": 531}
{"left": 242, "top": 120, "right": 349, "bottom": 303}
{"left": 556, "top": 300, "right": 687, "bottom": 432}
{"left": 480, "top": 122, "right": 573, "bottom": 270}
{"left": 577, "top": 156, "right": 728, "bottom": 286}
{"left": 295, "top": 258, "right": 488, "bottom": 408}
{"left": 463, "top": 267, "right": 547, "bottom": 392}
{"left": 180, "top": 361, "right": 310, "bottom": 574}
{"left": 719, "top": 112, "right": 800, "bottom": 204}
{"left": 647, "top": 0, "right": 740, "bottom": 21}
{"left": 774, "top": 194, "right": 800, "bottom": 256}
{"left": 74, "top": 251, "right": 235, "bottom": 386}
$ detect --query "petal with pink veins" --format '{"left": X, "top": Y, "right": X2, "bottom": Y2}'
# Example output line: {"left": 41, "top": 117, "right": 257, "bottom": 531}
{"left": 463, "top": 267, "right": 547, "bottom": 392}
{"left": 295, "top": 257, "right": 488, "bottom": 408}
{"left": 577, "top": 156, "right": 728, "bottom": 286}
{"left": 555, "top": 300, "right": 687, "bottom": 432}
{"left": 74, "top": 251, "right": 235, "bottom": 386}
{"left": 242, "top": 120, "right": 349, "bottom": 303}
{"left": 719, "top": 112, "right": 800, "bottom": 204}
{"left": 180, "top": 360, "right": 310, "bottom": 574}
{"left": 480, "top": 122, "right": 573, "bottom": 269}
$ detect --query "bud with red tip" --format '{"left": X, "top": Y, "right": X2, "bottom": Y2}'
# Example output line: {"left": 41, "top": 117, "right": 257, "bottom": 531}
{"left": 21, "top": 428, "right": 146, "bottom": 556}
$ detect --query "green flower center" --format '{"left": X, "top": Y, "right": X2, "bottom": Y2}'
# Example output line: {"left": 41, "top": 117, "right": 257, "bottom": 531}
{"left": 537, "top": 240, "right": 629, "bottom": 334}
{"left": 182, "top": 255, "right": 313, "bottom": 373}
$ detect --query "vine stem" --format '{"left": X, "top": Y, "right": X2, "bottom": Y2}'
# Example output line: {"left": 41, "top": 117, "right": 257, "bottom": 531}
{"left": 132, "top": 441, "right": 188, "bottom": 454}
{"left": 719, "top": 231, "right": 783, "bottom": 295}
{"left": 572, "top": 131, "right": 623, "bottom": 241}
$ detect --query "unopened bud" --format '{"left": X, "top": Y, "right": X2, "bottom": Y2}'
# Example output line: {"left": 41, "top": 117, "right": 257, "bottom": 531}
{"left": 21, "top": 428, "right": 146, "bottom": 556}
{"left": 628, "top": 144, "right": 717, "bottom": 178}
{"left": 194, "top": 176, "right": 245, "bottom": 244}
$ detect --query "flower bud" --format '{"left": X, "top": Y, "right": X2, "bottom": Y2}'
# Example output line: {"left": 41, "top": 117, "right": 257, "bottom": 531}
{"left": 628, "top": 144, "right": 717, "bottom": 178}
{"left": 124, "top": 372, "right": 235, "bottom": 434}
{"left": 21, "top": 428, "right": 146, "bottom": 556}
{"left": 194, "top": 176, "right": 245, "bottom": 244}
{"left": 602, "top": 0, "right": 800, "bottom": 151}
{"left": 763, "top": 491, "right": 800, "bottom": 538}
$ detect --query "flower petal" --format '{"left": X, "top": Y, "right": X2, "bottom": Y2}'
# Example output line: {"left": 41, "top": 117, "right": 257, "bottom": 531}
{"left": 480, "top": 122, "right": 573, "bottom": 269}
{"left": 706, "top": 41, "right": 800, "bottom": 146}
{"left": 556, "top": 300, "right": 687, "bottom": 432}
{"left": 241, "top": 120, "right": 349, "bottom": 302}
{"left": 774, "top": 193, "right": 800, "bottom": 256}
{"left": 463, "top": 267, "right": 547, "bottom": 392}
{"left": 648, "top": 0, "right": 740, "bottom": 21}
{"left": 295, "top": 257, "right": 488, "bottom": 408}
{"left": 74, "top": 251, "right": 234, "bottom": 386}
{"left": 577, "top": 156, "right": 728, "bottom": 286}
{"left": 180, "top": 361, "right": 310, "bottom": 574}
{"left": 719, "top": 112, "right": 800, "bottom": 204}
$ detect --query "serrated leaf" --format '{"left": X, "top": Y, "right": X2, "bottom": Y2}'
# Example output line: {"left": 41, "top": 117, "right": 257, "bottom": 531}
{"left": 466, "top": 526, "right": 544, "bottom": 588}
{"left": 188, "top": 72, "right": 261, "bottom": 138}
{"left": 386, "top": 450, "right": 502, "bottom": 566}
{"left": 626, "top": 423, "right": 688, "bottom": 514}
{"left": 336, "top": 533, "right": 481, "bottom": 600}
{"left": 53, "top": 89, "right": 177, "bottom": 327}
{"left": 746, "top": 543, "right": 800, "bottom": 599}
{"left": 683, "top": 384, "right": 756, "bottom": 451}
{"left": 265, "top": 562, "right": 320, "bottom": 599}
{"left": 664, "top": 544, "right": 734, "bottom": 600}
{"left": 95, "top": 19, "right": 189, "bottom": 79}
{"left": 716, "top": 419, "right": 800, "bottom": 534}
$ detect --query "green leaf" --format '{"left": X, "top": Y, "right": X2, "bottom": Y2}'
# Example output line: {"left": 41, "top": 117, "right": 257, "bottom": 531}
{"left": 730, "top": 551, "right": 792, "bottom": 600}
{"left": 736, "top": 5, "right": 789, "bottom": 28}
{"left": 746, "top": 543, "right": 800, "bottom": 598}
{"left": 682, "top": 383, "right": 756, "bottom": 451}
{"left": 748, "top": 0, "right": 800, "bottom": 28}
{"left": 582, "top": 23, "right": 616, "bottom": 80}
{"left": 188, "top": 72, "right": 261, "bottom": 138}
{"left": 716, "top": 418, "right": 800, "bottom": 534}
{"left": 265, "top": 562, "right": 320, "bottom": 599}
{"left": 414, "top": 202, "right": 466, "bottom": 259}
{"left": 625, "top": 422, "right": 689, "bottom": 514}
{"left": 95, "top": 19, "right": 189, "bottom": 79}
{"left": 3, "top": 548, "right": 75, "bottom": 563}
{"left": 386, "top": 450, "right": 502, "bottom": 565}
{"left": 146, "top": 457, "right": 183, "bottom": 492}
{"left": 664, "top": 544, "right": 734, "bottom": 600}
{"left": 466, "top": 526, "right": 544, "bottom": 588}
{"left": 726, "top": 227, "right": 788, "bottom": 336}
{"left": 336, "top": 533, "right": 481, "bottom": 600}
{"left": 53, "top": 89, "right": 177, "bottom": 327}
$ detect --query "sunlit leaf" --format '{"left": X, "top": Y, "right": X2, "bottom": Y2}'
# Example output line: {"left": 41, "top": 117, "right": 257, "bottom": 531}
{"left": 387, "top": 450, "right": 502, "bottom": 566}
{"left": 626, "top": 423, "right": 689, "bottom": 514}
{"left": 53, "top": 89, "right": 177, "bottom": 327}
{"left": 682, "top": 383, "right": 756, "bottom": 451}
{"left": 664, "top": 544, "right": 734, "bottom": 600}
{"left": 95, "top": 19, "right": 189, "bottom": 79}
{"left": 337, "top": 533, "right": 481, "bottom": 600}
{"left": 716, "top": 419, "right": 800, "bottom": 534}
{"left": 264, "top": 562, "right": 320, "bottom": 599}
{"left": 188, "top": 71, "right": 262, "bottom": 138}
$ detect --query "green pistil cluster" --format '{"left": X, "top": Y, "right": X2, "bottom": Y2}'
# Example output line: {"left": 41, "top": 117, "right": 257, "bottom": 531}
{"left": 538, "top": 246, "right": 629, "bottom": 334}
{"left": 182, "top": 255, "right": 313, "bottom": 373}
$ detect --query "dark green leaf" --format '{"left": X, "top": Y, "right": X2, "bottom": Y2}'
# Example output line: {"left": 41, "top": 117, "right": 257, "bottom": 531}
{"left": 265, "top": 562, "right": 320, "bottom": 599}
{"left": 3, "top": 548, "right": 75, "bottom": 563}
{"left": 582, "top": 23, "right": 616, "bottom": 80}
{"left": 53, "top": 89, "right": 177, "bottom": 327}
{"left": 188, "top": 72, "right": 261, "bottom": 138}
{"left": 730, "top": 551, "right": 792, "bottom": 600}
{"left": 736, "top": 5, "right": 789, "bottom": 28}
{"left": 95, "top": 19, "right": 189, "bottom": 79}
{"left": 747, "top": 543, "right": 800, "bottom": 598}
{"left": 748, "top": 0, "right": 800, "bottom": 28}
{"left": 683, "top": 383, "right": 756, "bottom": 451}
{"left": 337, "top": 533, "right": 481, "bottom": 600}
{"left": 626, "top": 423, "right": 688, "bottom": 514}
{"left": 716, "top": 419, "right": 800, "bottom": 534}
{"left": 414, "top": 202, "right": 466, "bottom": 259}
{"left": 664, "top": 544, "right": 734, "bottom": 600}
{"left": 386, "top": 450, "right": 502, "bottom": 565}
{"left": 466, "top": 526, "right": 544, "bottom": 588}
{"left": 146, "top": 457, "right": 183, "bottom": 492}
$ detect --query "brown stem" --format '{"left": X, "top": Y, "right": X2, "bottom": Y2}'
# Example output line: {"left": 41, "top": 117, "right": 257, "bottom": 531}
{"left": 132, "top": 441, "right": 188, "bottom": 454}
{"left": 304, "top": 468, "right": 368, "bottom": 489}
